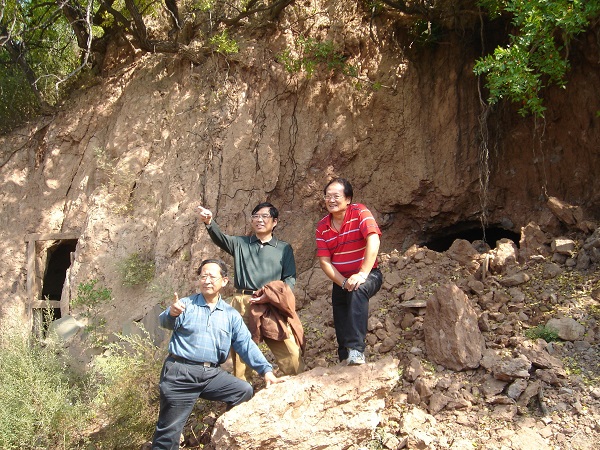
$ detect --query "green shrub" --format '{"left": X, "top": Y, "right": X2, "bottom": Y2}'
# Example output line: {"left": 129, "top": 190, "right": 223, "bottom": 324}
{"left": 118, "top": 253, "right": 156, "bottom": 287}
{"left": 277, "top": 37, "right": 357, "bottom": 78}
{"left": 475, "top": 0, "right": 600, "bottom": 116}
{"left": 0, "top": 334, "right": 91, "bottom": 449}
{"left": 525, "top": 324, "right": 560, "bottom": 342}
{"left": 91, "top": 330, "right": 164, "bottom": 448}
{"left": 71, "top": 279, "right": 113, "bottom": 346}
{"left": 209, "top": 30, "right": 239, "bottom": 54}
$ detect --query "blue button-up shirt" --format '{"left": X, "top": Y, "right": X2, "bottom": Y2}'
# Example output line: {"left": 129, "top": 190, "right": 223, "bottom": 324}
{"left": 159, "top": 293, "right": 273, "bottom": 375}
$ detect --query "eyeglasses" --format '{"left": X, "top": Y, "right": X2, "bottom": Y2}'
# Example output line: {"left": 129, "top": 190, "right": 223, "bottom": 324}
{"left": 251, "top": 214, "right": 272, "bottom": 221}
{"left": 199, "top": 275, "right": 222, "bottom": 282}
{"left": 323, "top": 194, "right": 344, "bottom": 201}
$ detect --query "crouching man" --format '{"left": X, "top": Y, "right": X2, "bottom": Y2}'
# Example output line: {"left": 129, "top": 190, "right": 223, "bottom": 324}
{"left": 152, "top": 258, "right": 286, "bottom": 450}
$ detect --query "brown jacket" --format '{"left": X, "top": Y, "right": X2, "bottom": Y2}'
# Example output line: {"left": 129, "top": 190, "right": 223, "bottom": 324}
{"left": 247, "top": 281, "right": 305, "bottom": 353}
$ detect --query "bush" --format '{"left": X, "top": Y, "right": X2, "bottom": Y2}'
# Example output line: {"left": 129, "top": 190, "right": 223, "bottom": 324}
{"left": 525, "top": 324, "right": 560, "bottom": 342}
{"left": 71, "top": 279, "right": 113, "bottom": 346}
{"left": 0, "top": 334, "right": 91, "bottom": 449}
{"left": 91, "top": 330, "right": 164, "bottom": 448}
{"left": 118, "top": 253, "right": 156, "bottom": 287}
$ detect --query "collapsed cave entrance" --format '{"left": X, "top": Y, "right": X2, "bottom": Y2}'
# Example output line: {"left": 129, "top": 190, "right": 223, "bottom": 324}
{"left": 420, "top": 222, "right": 521, "bottom": 253}
{"left": 25, "top": 233, "right": 79, "bottom": 337}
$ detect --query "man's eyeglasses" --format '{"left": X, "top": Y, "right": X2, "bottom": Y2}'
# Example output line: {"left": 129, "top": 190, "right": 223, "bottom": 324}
{"left": 199, "top": 275, "right": 222, "bottom": 282}
{"left": 323, "top": 194, "right": 344, "bottom": 201}
{"left": 251, "top": 214, "right": 272, "bottom": 221}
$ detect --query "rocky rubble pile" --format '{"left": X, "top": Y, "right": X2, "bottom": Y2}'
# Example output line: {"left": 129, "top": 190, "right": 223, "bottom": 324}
{"left": 184, "top": 220, "right": 599, "bottom": 450}
{"left": 293, "top": 221, "right": 600, "bottom": 449}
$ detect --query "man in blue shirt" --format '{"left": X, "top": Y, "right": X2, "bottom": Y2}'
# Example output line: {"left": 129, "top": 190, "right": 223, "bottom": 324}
{"left": 151, "top": 259, "right": 285, "bottom": 450}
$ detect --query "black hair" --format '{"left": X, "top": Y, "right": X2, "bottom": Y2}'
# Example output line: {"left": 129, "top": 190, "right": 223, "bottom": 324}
{"left": 324, "top": 177, "right": 353, "bottom": 201}
{"left": 196, "top": 259, "right": 228, "bottom": 277}
{"left": 252, "top": 202, "right": 279, "bottom": 220}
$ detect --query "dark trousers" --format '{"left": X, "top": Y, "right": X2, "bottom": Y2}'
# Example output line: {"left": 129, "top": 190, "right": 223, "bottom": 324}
{"left": 152, "top": 356, "right": 253, "bottom": 450}
{"left": 331, "top": 268, "right": 383, "bottom": 362}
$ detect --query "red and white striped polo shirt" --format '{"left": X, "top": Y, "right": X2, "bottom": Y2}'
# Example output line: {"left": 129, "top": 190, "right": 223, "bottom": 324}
{"left": 315, "top": 203, "right": 381, "bottom": 278}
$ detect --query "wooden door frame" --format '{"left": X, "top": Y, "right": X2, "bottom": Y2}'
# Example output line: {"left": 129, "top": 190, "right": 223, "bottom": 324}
{"left": 24, "top": 233, "right": 79, "bottom": 329}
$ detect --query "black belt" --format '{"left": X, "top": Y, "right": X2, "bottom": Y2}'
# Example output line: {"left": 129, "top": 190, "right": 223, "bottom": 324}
{"left": 236, "top": 288, "right": 255, "bottom": 295}
{"left": 168, "top": 354, "right": 218, "bottom": 367}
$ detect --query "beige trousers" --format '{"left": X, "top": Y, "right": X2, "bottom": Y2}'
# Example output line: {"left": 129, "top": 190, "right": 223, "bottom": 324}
{"left": 230, "top": 293, "right": 305, "bottom": 381}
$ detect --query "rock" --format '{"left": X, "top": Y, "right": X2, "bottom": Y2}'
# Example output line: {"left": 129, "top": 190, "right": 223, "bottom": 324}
{"left": 519, "top": 222, "right": 551, "bottom": 261}
{"left": 491, "top": 404, "right": 517, "bottom": 420}
{"left": 379, "top": 336, "right": 396, "bottom": 353}
{"left": 399, "top": 407, "right": 437, "bottom": 434}
{"left": 492, "top": 355, "right": 532, "bottom": 381}
{"left": 542, "top": 262, "right": 563, "bottom": 279}
{"left": 506, "top": 379, "right": 528, "bottom": 399}
{"left": 467, "top": 279, "right": 484, "bottom": 294}
{"left": 517, "top": 341, "right": 565, "bottom": 373}
{"left": 481, "top": 374, "right": 507, "bottom": 397}
{"left": 47, "top": 315, "right": 84, "bottom": 342}
{"left": 551, "top": 237, "right": 576, "bottom": 255}
{"left": 414, "top": 377, "right": 434, "bottom": 400}
{"left": 400, "top": 312, "right": 415, "bottom": 329}
{"left": 547, "top": 196, "right": 585, "bottom": 229}
{"left": 535, "top": 369, "right": 561, "bottom": 386}
{"left": 399, "top": 299, "right": 427, "bottom": 309}
{"left": 576, "top": 249, "right": 591, "bottom": 270}
{"left": 489, "top": 238, "right": 518, "bottom": 274}
{"left": 428, "top": 393, "right": 451, "bottom": 415}
{"left": 404, "top": 357, "right": 424, "bottom": 382}
{"left": 546, "top": 317, "right": 586, "bottom": 341}
{"left": 498, "top": 272, "right": 531, "bottom": 287}
{"left": 423, "top": 283, "right": 484, "bottom": 371}
{"left": 446, "top": 240, "right": 480, "bottom": 271}
{"left": 516, "top": 380, "right": 542, "bottom": 408}
{"left": 509, "top": 427, "right": 550, "bottom": 449}
{"left": 212, "top": 357, "right": 400, "bottom": 450}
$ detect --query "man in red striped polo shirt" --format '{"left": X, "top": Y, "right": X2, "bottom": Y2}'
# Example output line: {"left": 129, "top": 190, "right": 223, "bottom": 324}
{"left": 315, "top": 178, "right": 383, "bottom": 365}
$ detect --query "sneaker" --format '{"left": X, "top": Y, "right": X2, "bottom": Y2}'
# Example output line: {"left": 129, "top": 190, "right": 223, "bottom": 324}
{"left": 347, "top": 348, "right": 366, "bottom": 365}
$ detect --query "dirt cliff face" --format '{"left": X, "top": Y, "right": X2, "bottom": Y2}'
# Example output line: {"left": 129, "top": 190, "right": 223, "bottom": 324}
{"left": 0, "top": 1, "right": 599, "bottom": 334}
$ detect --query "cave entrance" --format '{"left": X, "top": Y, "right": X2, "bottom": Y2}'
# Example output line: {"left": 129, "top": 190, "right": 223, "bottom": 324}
{"left": 421, "top": 223, "right": 521, "bottom": 252}
{"left": 25, "top": 233, "right": 79, "bottom": 337}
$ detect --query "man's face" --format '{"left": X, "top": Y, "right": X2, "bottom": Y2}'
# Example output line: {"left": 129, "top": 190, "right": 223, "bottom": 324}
{"left": 251, "top": 206, "right": 278, "bottom": 235}
{"left": 198, "top": 263, "right": 227, "bottom": 296}
{"left": 324, "top": 182, "right": 351, "bottom": 215}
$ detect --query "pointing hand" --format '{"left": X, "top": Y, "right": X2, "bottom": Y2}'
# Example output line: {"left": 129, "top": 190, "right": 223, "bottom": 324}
{"left": 169, "top": 292, "right": 185, "bottom": 317}
{"left": 197, "top": 205, "right": 213, "bottom": 224}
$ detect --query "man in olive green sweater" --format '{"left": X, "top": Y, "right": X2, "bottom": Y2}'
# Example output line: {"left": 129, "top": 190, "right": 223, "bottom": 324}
{"left": 197, "top": 202, "right": 305, "bottom": 381}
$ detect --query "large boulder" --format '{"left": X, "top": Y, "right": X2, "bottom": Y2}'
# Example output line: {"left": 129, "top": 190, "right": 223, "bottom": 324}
{"left": 212, "top": 357, "right": 400, "bottom": 450}
{"left": 423, "top": 283, "right": 485, "bottom": 371}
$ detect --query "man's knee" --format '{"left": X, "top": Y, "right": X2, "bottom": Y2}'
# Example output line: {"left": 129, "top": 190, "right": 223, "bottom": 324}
{"left": 232, "top": 381, "right": 254, "bottom": 406}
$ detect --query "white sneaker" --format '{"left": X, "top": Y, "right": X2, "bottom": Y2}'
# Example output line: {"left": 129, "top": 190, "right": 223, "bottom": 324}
{"left": 347, "top": 348, "right": 366, "bottom": 365}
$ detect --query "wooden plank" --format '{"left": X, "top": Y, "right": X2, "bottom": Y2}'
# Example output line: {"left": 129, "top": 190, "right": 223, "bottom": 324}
{"left": 24, "top": 232, "right": 79, "bottom": 242}
{"left": 32, "top": 300, "right": 61, "bottom": 309}
{"left": 26, "top": 240, "right": 36, "bottom": 330}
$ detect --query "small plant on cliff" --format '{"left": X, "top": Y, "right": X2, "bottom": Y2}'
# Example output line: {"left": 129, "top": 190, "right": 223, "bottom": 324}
{"left": 209, "top": 30, "right": 239, "bottom": 54}
{"left": 71, "top": 279, "right": 113, "bottom": 346}
{"left": 277, "top": 36, "right": 381, "bottom": 89}
{"left": 118, "top": 252, "right": 156, "bottom": 287}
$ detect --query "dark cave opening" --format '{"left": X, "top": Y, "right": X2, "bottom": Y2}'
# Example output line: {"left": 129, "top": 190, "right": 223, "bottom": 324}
{"left": 421, "top": 224, "right": 521, "bottom": 253}
{"left": 40, "top": 239, "right": 78, "bottom": 323}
